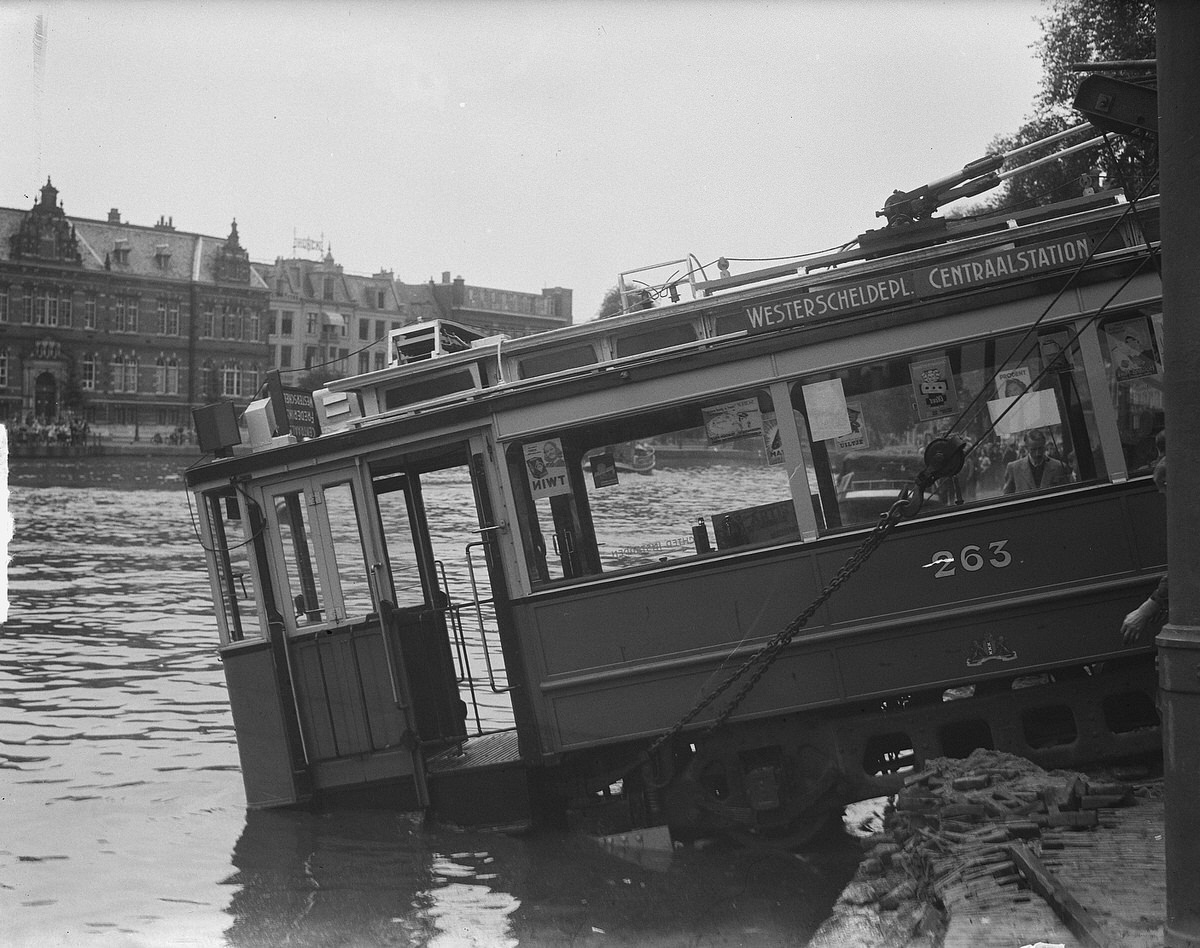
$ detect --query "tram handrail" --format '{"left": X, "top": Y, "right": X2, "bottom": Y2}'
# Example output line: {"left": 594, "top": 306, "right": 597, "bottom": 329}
{"left": 465, "top": 537, "right": 515, "bottom": 694}
{"left": 434, "top": 558, "right": 484, "bottom": 734}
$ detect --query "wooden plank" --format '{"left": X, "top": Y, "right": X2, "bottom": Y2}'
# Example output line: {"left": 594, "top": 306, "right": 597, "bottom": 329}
{"left": 1009, "top": 842, "right": 1110, "bottom": 948}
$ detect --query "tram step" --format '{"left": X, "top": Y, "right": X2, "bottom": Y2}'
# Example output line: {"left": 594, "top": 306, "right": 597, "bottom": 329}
{"left": 426, "top": 730, "right": 532, "bottom": 832}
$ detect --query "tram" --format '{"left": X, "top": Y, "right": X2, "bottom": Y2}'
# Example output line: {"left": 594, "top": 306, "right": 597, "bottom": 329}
{"left": 186, "top": 137, "right": 1165, "bottom": 844}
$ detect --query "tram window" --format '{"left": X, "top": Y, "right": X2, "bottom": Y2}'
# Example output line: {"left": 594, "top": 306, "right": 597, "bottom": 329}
{"left": 373, "top": 480, "right": 426, "bottom": 609}
{"left": 204, "top": 491, "right": 264, "bottom": 644}
{"left": 790, "top": 328, "right": 1105, "bottom": 530}
{"left": 322, "top": 482, "right": 375, "bottom": 619}
{"left": 1097, "top": 309, "right": 1164, "bottom": 475}
{"left": 508, "top": 388, "right": 799, "bottom": 584}
{"left": 275, "top": 489, "right": 327, "bottom": 623}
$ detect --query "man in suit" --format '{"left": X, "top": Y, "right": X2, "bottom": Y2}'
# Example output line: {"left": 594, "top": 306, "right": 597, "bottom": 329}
{"left": 1002, "top": 428, "right": 1070, "bottom": 494}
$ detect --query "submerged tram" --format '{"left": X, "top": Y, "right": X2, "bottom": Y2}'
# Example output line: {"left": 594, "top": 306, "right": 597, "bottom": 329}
{"left": 186, "top": 177, "right": 1165, "bottom": 844}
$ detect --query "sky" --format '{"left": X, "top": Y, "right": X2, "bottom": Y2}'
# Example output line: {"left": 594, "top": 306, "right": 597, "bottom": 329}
{"left": 0, "top": 0, "right": 1050, "bottom": 321}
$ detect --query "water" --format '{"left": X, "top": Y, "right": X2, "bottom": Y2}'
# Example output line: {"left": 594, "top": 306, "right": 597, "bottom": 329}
{"left": 1, "top": 454, "right": 860, "bottom": 947}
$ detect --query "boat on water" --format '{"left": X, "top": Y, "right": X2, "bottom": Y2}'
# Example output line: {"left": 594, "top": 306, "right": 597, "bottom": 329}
{"left": 185, "top": 107, "right": 1164, "bottom": 845}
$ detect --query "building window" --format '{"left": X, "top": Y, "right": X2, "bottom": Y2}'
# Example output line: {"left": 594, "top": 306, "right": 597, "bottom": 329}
{"left": 375, "top": 319, "right": 386, "bottom": 340}
{"left": 358, "top": 319, "right": 369, "bottom": 341}
{"left": 166, "top": 358, "right": 179, "bottom": 395}
{"left": 125, "top": 355, "right": 139, "bottom": 392}
{"left": 201, "top": 306, "right": 214, "bottom": 338}
{"left": 115, "top": 296, "right": 139, "bottom": 333}
{"left": 155, "top": 356, "right": 167, "bottom": 394}
{"left": 358, "top": 352, "right": 370, "bottom": 374}
{"left": 0, "top": 286, "right": 8, "bottom": 323}
{"left": 374, "top": 351, "right": 385, "bottom": 371}
{"left": 222, "top": 308, "right": 240, "bottom": 339}
{"left": 23, "top": 286, "right": 33, "bottom": 324}
{"left": 306, "top": 313, "right": 317, "bottom": 335}
{"left": 82, "top": 354, "right": 96, "bottom": 391}
{"left": 157, "top": 299, "right": 167, "bottom": 334}
{"left": 377, "top": 289, "right": 386, "bottom": 309}
{"left": 166, "top": 300, "right": 180, "bottom": 336}
{"left": 279, "top": 345, "right": 292, "bottom": 368}
{"left": 60, "top": 292, "right": 71, "bottom": 328}
{"left": 266, "top": 311, "right": 277, "bottom": 335}
{"left": 84, "top": 293, "right": 97, "bottom": 329}
{"left": 304, "top": 346, "right": 317, "bottom": 368}
{"left": 222, "top": 362, "right": 241, "bottom": 398}
{"left": 245, "top": 312, "right": 260, "bottom": 341}
{"left": 0, "top": 349, "right": 8, "bottom": 388}
{"left": 244, "top": 365, "right": 259, "bottom": 398}
{"left": 281, "top": 311, "right": 294, "bottom": 336}
{"left": 323, "top": 276, "right": 334, "bottom": 301}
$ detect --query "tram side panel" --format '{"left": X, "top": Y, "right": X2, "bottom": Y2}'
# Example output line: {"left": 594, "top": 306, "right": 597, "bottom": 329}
{"left": 510, "top": 480, "right": 1165, "bottom": 758}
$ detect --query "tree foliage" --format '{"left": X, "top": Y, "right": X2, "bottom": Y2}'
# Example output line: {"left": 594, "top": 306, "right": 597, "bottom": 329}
{"left": 975, "top": 0, "right": 1156, "bottom": 214}
{"left": 596, "top": 284, "right": 655, "bottom": 319}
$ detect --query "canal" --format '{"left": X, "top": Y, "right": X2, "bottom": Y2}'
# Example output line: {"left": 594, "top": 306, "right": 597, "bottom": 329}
{"left": 1, "top": 453, "right": 862, "bottom": 947}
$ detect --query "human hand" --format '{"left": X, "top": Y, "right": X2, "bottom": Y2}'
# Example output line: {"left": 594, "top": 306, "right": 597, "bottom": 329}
{"left": 1121, "top": 600, "right": 1160, "bottom": 645}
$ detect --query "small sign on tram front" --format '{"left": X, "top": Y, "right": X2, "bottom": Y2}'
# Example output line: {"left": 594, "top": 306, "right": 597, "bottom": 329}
{"left": 266, "top": 370, "right": 321, "bottom": 440}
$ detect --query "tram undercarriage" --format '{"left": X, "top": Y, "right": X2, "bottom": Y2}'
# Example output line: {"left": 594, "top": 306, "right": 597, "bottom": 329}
{"left": 550, "top": 655, "right": 1160, "bottom": 847}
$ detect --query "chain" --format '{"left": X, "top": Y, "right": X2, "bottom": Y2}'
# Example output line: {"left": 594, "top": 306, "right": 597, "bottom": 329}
{"left": 640, "top": 487, "right": 917, "bottom": 765}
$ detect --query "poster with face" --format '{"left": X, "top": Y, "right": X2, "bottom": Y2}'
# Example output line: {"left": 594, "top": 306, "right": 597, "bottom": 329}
{"left": 1105, "top": 317, "right": 1159, "bottom": 381}
{"left": 524, "top": 438, "right": 570, "bottom": 498}
{"left": 834, "top": 400, "right": 867, "bottom": 449}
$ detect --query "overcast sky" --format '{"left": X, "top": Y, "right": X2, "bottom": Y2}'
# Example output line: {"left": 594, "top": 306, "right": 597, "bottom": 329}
{"left": 0, "top": 0, "right": 1049, "bottom": 320}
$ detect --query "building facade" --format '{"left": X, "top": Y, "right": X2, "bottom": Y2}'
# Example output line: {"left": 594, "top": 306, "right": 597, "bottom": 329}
{"left": 427, "top": 271, "right": 572, "bottom": 338}
{"left": 255, "top": 258, "right": 573, "bottom": 386}
{"left": 0, "top": 179, "right": 270, "bottom": 441}
{"left": 255, "top": 254, "right": 417, "bottom": 385}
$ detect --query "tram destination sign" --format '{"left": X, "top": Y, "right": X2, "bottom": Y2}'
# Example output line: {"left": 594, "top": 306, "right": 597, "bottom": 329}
{"left": 742, "top": 233, "right": 1092, "bottom": 335}
{"left": 266, "top": 370, "right": 321, "bottom": 440}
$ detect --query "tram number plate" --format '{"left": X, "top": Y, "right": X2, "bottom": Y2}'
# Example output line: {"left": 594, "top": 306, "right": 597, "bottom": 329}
{"left": 929, "top": 540, "right": 1011, "bottom": 578}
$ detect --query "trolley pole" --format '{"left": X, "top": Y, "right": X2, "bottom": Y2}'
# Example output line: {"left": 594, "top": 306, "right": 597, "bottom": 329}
{"left": 1157, "top": 2, "right": 1200, "bottom": 945}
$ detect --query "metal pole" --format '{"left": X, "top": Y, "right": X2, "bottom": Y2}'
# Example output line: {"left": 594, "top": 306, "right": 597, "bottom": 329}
{"left": 1157, "top": 3, "right": 1200, "bottom": 945}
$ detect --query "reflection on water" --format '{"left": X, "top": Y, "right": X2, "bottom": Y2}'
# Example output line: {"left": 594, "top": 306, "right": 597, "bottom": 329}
{"left": 2, "top": 455, "right": 857, "bottom": 946}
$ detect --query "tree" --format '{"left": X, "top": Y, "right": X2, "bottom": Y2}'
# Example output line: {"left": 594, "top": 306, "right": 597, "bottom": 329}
{"left": 975, "top": 0, "right": 1156, "bottom": 214}
{"left": 596, "top": 284, "right": 655, "bottom": 320}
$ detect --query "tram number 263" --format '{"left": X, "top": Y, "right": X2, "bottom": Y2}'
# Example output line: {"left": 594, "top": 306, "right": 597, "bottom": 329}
{"left": 930, "top": 540, "right": 1011, "bottom": 578}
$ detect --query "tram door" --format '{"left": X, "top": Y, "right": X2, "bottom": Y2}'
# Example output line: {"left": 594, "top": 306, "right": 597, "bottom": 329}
{"left": 263, "top": 469, "right": 431, "bottom": 806}
{"left": 367, "top": 443, "right": 512, "bottom": 740}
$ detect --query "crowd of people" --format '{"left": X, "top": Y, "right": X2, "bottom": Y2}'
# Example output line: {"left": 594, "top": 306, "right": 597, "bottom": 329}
{"left": 6, "top": 413, "right": 92, "bottom": 446}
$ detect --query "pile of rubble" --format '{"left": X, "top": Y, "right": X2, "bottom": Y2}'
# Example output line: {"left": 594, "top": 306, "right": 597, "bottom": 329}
{"left": 808, "top": 748, "right": 1145, "bottom": 948}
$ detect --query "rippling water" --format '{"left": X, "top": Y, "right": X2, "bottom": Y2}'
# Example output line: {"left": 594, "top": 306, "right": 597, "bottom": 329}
{"left": 1, "top": 454, "right": 857, "bottom": 947}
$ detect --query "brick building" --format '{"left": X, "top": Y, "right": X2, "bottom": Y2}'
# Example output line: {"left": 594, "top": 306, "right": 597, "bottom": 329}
{"left": 0, "top": 179, "right": 270, "bottom": 441}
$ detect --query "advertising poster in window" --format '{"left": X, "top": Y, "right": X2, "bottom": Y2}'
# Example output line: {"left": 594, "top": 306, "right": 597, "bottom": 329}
{"left": 1151, "top": 311, "right": 1165, "bottom": 363}
{"left": 762, "top": 412, "right": 784, "bottom": 464}
{"left": 995, "top": 366, "right": 1031, "bottom": 399}
{"left": 1105, "top": 317, "right": 1159, "bottom": 381}
{"left": 910, "top": 356, "right": 959, "bottom": 421}
{"left": 524, "top": 438, "right": 571, "bottom": 499}
{"left": 703, "top": 398, "right": 762, "bottom": 444}
{"left": 589, "top": 451, "right": 619, "bottom": 488}
{"left": 835, "top": 400, "right": 867, "bottom": 450}
{"left": 1038, "top": 330, "right": 1074, "bottom": 373}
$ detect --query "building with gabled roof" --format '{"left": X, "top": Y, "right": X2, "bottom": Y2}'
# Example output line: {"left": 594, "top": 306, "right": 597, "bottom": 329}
{"left": 0, "top": 178, "right": 271, "bottom": 442}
